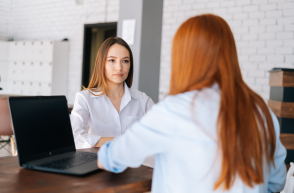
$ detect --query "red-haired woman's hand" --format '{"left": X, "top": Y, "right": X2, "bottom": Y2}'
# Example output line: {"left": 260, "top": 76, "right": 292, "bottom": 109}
{"left": 97, "top": 159, "right": 105, "bottom": 170}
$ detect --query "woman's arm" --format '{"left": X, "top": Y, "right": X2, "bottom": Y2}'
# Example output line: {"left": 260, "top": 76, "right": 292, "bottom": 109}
{"left": 95, "top": 137, "right": 114, "bottom": 147}
{"left": 97, "top": 101, "right": 173, "bottom": 173}
{"left": 267, "top": 110, "right": 287, "bottom": 193}
{"left": 71, "top": 92, "right": 102, "bottom": 149}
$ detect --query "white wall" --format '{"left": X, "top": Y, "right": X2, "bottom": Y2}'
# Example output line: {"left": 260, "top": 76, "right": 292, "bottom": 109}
{"left": 0, "top": 0, "right": 11, "bottom": 40}
{"left": 6, "top": 0, "right": 119, "bottom": 104}
{"left": 3, "top": 0, "right": 293, "bottom": 103}
{"left": 159, "top": 0, "right": 294, "bottom": 101}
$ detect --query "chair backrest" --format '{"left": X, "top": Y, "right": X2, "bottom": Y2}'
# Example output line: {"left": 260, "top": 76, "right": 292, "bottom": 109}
{"left": 0, "top": 98, "right": 13, "bottom": 135}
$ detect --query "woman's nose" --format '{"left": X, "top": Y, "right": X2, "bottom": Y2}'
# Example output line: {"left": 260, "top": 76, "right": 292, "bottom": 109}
{"left": 114, "top": 61, "right": 123, "bottom": 71}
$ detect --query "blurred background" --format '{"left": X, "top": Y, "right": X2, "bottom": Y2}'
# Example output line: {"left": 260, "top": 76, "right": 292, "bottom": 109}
{"left": 0, "top": 0, "right": 293, "bottom": 165}
{"left": 0, "top": 0, "right": 293, "bottom": 105}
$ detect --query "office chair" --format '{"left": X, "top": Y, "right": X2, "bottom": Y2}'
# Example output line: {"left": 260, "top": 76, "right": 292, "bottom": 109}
{"left": 0, "top": 98, "right": 16, "bottom": 156}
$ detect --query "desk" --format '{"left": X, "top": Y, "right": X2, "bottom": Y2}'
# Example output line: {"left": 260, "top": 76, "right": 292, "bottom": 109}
{"left": 0, "top": 148, "right": 153, "bottom": 193}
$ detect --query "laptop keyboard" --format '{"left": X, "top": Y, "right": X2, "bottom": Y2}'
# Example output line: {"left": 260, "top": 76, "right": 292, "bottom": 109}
{"left": 38, "top": 152, "right": 97, "bottom": 170}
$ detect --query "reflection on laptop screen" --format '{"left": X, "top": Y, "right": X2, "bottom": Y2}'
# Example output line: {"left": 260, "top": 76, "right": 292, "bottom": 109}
{"left": 9, "top": 96, "right": 75, "bottom": 160}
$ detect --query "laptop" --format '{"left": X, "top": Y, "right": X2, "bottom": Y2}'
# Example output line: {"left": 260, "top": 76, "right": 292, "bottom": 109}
{"left": 8, "top": 96, "right": 99, "bottom": 175}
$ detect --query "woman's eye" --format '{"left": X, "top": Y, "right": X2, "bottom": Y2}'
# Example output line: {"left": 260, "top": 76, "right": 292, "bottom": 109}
{"left": 123, "top": 60, "right": 129, "bottom": 63}
{"left": 109, "top": 59, "right": 115, "bottom": 62}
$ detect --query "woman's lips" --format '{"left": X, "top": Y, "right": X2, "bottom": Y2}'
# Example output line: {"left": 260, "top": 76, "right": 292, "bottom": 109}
{"left": 113, "top": 74, "right": 123, "bottom": 77}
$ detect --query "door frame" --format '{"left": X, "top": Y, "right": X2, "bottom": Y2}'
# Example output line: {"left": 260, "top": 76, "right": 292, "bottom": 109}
{"left": 81, "top": 22, "right": 117, "bottom": 88}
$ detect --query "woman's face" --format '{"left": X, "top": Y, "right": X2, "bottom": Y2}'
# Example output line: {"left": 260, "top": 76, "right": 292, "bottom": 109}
{"left": 105, "top": 43, "right": 130, "bottom": 85}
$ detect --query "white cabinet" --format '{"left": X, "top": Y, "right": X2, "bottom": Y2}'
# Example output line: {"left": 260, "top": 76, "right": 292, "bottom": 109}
{"left": 0, "top": 40, "right": 69, "bottom": 96}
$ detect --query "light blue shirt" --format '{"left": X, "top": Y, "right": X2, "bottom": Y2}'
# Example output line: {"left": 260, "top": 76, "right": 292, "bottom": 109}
{"left": 98, "top": 84, "right": 287, "bottom": 193}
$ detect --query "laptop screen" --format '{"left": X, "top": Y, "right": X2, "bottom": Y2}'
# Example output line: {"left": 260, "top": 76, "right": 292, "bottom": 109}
{"left": 9, "top": 96, "right": 75, "bottom": 164}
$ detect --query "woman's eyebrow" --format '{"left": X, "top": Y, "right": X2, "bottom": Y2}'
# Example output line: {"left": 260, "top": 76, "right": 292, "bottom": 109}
{"left": 122, "top": 56, "right": 130, "bottom": 59}
{"left": 107, "top": 56, "right": 117, "bottom": 58}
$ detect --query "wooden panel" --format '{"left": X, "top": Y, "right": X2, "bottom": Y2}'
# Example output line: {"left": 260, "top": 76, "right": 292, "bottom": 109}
{"left": 278, "top": 117, "right": 294, "bottom": 134}
{"left": 269, "top": 71, "right": 294, "bottom": 87}
{"left": 268, "top": 100, "right": 294, "bottom": 119}
{"left": 280, "top": 133, "right": 294, "bottom": 150}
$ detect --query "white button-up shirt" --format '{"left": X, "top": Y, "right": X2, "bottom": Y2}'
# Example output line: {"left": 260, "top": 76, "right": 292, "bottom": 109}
{"left": 98, "top": 83, "right": 287, "bottom": 193}
{"left": 70, "top": 82, "right": 154, "bottom": 149}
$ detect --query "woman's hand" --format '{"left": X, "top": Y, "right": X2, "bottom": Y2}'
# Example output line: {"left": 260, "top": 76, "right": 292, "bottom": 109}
{"left": 97, "top": 159, "right": 105, "bottom": 170}
{"left": 95, "top": 137, "right": 114, "bottom": 147}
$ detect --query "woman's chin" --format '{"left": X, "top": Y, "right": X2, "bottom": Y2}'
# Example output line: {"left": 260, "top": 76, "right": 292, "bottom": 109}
{"left": 108, "top": 79, "right": 125, "bottom": 85}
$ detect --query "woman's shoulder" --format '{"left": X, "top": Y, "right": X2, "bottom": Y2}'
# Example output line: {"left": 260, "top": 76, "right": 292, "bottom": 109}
{"left": 75, "top": 89, "right": 103, "bottom": 101}
{"left": 129, "top": 88, "right": 150, "bottom": 101}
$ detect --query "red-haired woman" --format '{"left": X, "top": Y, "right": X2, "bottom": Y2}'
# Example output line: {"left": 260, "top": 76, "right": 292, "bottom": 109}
{"left": 71, "top": 37, "right": 154, "bottom": 149}
{"left": 97, "top": 14, "right": 287, "bottom": 193}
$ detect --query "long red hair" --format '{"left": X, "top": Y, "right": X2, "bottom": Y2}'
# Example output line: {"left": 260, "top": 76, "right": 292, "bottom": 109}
{"left": 169, "top": 14, "right": 276, "bottom": 190}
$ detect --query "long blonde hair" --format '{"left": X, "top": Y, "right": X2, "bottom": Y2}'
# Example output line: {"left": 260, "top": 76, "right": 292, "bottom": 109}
{"left": 83, "top": 37, "right": 134, "bottom": 96}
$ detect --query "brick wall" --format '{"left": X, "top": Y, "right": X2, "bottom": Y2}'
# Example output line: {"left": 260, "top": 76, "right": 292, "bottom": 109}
{"left": 159, "top": 0, "right": 294, "bottom": 101}
{"left": 6, "top": 0, "right": 119, "bottom": 104}
{"left": 3, "top": 0, "right": 293, "bottom": 103}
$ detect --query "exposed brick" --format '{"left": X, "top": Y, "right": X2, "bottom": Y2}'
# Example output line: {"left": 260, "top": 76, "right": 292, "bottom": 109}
{"left": 285, "top": 55, "right": 294, "bottom": 62}
{"left": 252, "top": 0, "right": 268, "bottom": 5}
{"left": 256, "top": 77, "right": 270, "bottom": 84}
{"left": 243, "top": 33, "right": 258, "bottom": 40}
{"left": 250, "top": 55, "right": 266, "bottom": 62}
{"left": 284, "top": 39, "right": 294, "bottom": 46}
{"left": 234, "top": 13, "right": 248, "bottom": 20}
{"left": 258, "top": 47, "right": 275, "bottom": 54}
{"left": 243, "top": 19, "right": 259, "bottom": 26}
{"left": 250, "top": 26, "right": 265, "bottom": 33}
{"left": 267, "top": 40, "right": 284, "bottom": 47}
{"left": 212, "top": 8, "right": 227, "bottom": 14}
{"left": 241, "top": 48, "right": 257, "bottom": 54}
{"left": 277, "top": 17, "right": 294, "bottom": 24}
{"left": 267, "top": 55, "right": 284, "bottom": 62}
{"left": 249, "top": 12, "right": 265, "bottom": 19}
{"left": 243, "top": 5, "right": 259, "bottom": 12}
{"left": 207, "top": 2, "right": 220, "bottom": 8}
{"left": 275, "top": 47, "right": 293, "bottom": 54}
{"left": 248, "top": 70, "right": 265, "bottom": 77}
{"left": 276, "top": 32, "right": 294, "bottom": 39}
{"left": 241, "top": 62, "right": 258, "bottom": 70}
{"left": 258, "top": 63, "right": 275, "bottom": 70}
{"left": 233, "top": 26, "right": 249, "bottom": 34}
{"left": 285, "top": 24, "right": 294, "bottom": 31}
{"left": 250, "top": 40, "right": 265, "bottom": 47}
{"left": 243, "top": 77, "right": 255, "bottom": 84}
{"left": 260, "top": 18, "right": 276, "bottom": 25}
{"left": 258, "top": 33, "right": 275, "bottom": 40}
{"left": 228, "top": 20, "right": 242, "bottom": 28}
{"left": 236, "top": 41, "right": 249, "bottom": 48}
{"left": 266, "top": 10, "right": 283, "bottom": 18}
{"left": 236, "top": 0, "right": 251, "bottom": 6}
{"left": 283, "top": 9, "right": 294, "bottom": 16}
{"left": 266, "top": 25, "right": 284, "bottom": 32}
{"left": 260, "top": 3, "right": 276, "bottom": 11}
{"left": 228, "top": 6, "right": 242, "bottom": 13}
{"left": 221, "top": 1, "right": 235, "bottom": 7}
{"left": 277, "top": 2, "right": 294, "bottom": 10}
{"left": 192, "top": 3, "right": 206, "bottom": 9}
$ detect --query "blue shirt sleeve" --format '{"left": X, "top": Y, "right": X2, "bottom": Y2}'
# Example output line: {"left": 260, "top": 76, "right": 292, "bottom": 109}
{"left": 97, "top": 101, "right": 174, "bottom": 173}
{"left": 267, "top": 110, "right": 287, "bottom": 193}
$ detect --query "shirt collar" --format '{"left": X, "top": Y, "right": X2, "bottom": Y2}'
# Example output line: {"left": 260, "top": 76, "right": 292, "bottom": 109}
{"left": 89, "top": 82, "right": 138, "bottom": 100}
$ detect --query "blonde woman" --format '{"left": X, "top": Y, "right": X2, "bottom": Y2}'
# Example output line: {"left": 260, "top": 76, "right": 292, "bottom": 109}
{"left": 71, "top": 37, "right": 154, "bottom": 149}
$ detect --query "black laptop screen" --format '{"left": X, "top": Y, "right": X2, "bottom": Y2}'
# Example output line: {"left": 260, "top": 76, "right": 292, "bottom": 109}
{"left": 9, "top": 96, "right": 75, "bottom": 164}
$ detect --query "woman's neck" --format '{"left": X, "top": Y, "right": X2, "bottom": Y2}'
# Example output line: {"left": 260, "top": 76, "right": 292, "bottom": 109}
{"left": 106, "top": 81, "right": 125, "bottom": 99}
